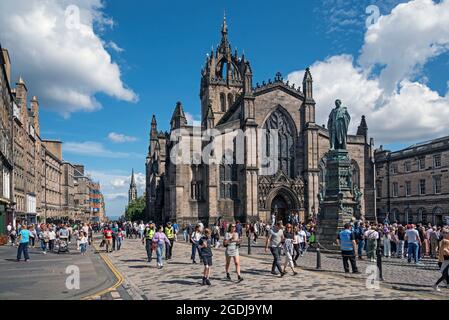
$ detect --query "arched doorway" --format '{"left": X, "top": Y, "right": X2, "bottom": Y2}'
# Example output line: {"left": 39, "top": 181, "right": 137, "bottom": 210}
{"left": 267, "top": 187, "right": 301, "bottom": 225}
{"left": 271, "top": 195, "right": 288, "bottom": 223}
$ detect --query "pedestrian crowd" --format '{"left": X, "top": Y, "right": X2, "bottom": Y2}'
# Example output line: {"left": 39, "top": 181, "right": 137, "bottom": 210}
{"left": 6, "top": 221, "right": 95, "bottom": 261}
{"left": 335, "top": 219, "right": 449, "bottom": 292}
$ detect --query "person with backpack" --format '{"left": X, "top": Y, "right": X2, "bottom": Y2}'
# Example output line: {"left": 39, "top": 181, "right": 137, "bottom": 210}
{"left": 199, "top": 228, "right": 213, "bottom": 286}
{"left": 364, "top": 225, "right": 379, "bottom": 262}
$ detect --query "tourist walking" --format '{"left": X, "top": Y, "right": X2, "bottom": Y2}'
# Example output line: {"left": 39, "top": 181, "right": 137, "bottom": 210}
{"left": 190, "top": 225, "right": 203, "bottom": 264}
{"left": 103, "top": 226, "right": 113, "bottom": 253}
{"left": 16, "top": 225, "right": 30, "bottom": 262}
{"left": 265, "top": 221, "right": 285, "bottom": 277}
{"left": 337, "top": 223, "right": 360, "bottom": 274}
{"left": 80, "top": 232, "right": 88, "bottom": 256}
{"left": 282, "top": 224, "right": 297, "bottom": 275}
{"left": 405, "top": 224, "right": 420, "bottom": 264}
{"left": 397, "top": 225, "right": 406, "bottom": 258}
{"left": 354, "top": 221, "right": 365, "bottom": 260}
{"left": 152, "top": 226, "right": 171, "bottom": 269}
{"left": 433, "top": 229, "right": 449, "bottom": 292}
{"left": 199, "top": 228, "right": 213, "bottom": 286}
{"left": 164, "top": 222, "right": 175, "bottom": 260}
{"left": 48, "top": 227, "right": 56, "bottom": 252}
{"left": 364, "top": 225, "right": 379, "bottom": 262}
{"left": 142, "top": 223, "right": 156, "bottom": 262}
{"left": 224, "top": 223, "right": 243, "bottom": 282}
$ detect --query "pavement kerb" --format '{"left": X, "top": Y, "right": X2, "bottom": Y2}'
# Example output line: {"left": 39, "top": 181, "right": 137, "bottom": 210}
{"left": 81, "top": 242, "right": 125, "bottom": 300}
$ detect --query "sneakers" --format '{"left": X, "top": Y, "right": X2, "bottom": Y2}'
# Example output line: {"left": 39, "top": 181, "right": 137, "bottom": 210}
{"left": 202, "top": 277, "right": 206, "bottom": 286}
{"left": 433, "top": 284, "right": 441, "bottom": 292}
{"left": 226, "top": 273, "right": 232, "bottom": 281}
{"left": 205, "top": 278, "right": 211, "bottom": 286}
{"left": 237, "top": 276, "right": 244, "bottom": 283}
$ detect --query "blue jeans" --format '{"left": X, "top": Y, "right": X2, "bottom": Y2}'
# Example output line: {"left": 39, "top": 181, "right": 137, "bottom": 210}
{"left": 17, "top": 242, "right": 30, "bottom": 260}
{"left": 407, "top": 242, "right": 419, "bottom": 263}
{"left": 40, "top": 239, "right": 47, "bottom": 252}
{"left": 156, "top": 243, "right": 164, "bottom": 266}
{"left": 191, "top": 242, "right": 202, "bottom": 262}
{"left": 80, "top": 243, "right": 87, "bottom": 253}
{"left": 116, "top": 237, "right": 122, "bottom": 250}
{"left": 357, "top": 239, "right": 365, "bottom": 257}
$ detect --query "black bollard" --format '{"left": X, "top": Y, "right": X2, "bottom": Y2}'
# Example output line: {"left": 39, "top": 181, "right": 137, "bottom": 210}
{"left": 316, "top": 243, "right": 322, "bottom": 270}
{"left": 247, "top": 234, "right": 251, "bottom": 255}
{"left": 376, "top": 247, "right": 384, "bottom": 281}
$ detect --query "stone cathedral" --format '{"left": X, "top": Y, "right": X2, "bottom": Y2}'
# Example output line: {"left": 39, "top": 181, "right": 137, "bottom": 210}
{"left": 146, "top": 18, "right": 376, "bottom": 226}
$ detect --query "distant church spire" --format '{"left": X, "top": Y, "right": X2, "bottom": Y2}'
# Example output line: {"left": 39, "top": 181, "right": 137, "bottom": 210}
{"left": 128, "top": 169, "right": 137, "bottom": 204}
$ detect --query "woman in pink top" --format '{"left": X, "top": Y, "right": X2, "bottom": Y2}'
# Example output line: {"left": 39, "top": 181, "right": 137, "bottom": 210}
{"left": 152, "top": 226, "right": 171, "bottom": 269}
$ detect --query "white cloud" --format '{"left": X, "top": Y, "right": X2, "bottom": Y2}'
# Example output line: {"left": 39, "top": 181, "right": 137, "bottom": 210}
{"left": 106, "top": 41, "right": 124, "bottom": 53}
{"left": 185, "top": 112, "right": 202, "bottom": 126}
{"left": 0, "top": 0, "right": 138, "bottom": 117}
{"left": 108, "top": 132, "right": 137, "bottom": 143}
{"left": 359, "top": 0, "right": 449, "bottom": 93}
{"left": 288, "top": 0, "right": 449, "bottom": 145}
{"left": 64, "top": 141, "right": 130, "bottom": 158}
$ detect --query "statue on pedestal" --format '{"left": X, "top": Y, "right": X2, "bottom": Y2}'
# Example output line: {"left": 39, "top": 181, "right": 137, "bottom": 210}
{"left": 328, "top": 100, "right": 351, "bottom": 150}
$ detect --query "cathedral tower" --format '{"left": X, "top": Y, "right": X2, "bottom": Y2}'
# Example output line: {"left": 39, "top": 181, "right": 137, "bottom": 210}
{"left": 128, "top": 169, "right": 137, "bottom": 204}
{"left": 200, "top": 15, "right": 248, "bottom": 126}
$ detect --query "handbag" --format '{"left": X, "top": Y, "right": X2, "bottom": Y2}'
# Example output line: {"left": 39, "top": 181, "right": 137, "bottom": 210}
{"left": 99, "top": 239, "right": 105, "bottom": 248}
{"left": 151, "top": 242, "right": 157, "bottom": 251}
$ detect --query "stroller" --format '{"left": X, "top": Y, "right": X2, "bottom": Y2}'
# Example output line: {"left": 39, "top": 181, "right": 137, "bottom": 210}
{"left": 57, "top": 236, "right": 70, "bottom": 254}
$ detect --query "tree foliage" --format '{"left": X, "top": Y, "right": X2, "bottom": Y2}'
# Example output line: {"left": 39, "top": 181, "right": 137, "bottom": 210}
{"left": 125, "top": 196, "right": 146, "bottom": 222}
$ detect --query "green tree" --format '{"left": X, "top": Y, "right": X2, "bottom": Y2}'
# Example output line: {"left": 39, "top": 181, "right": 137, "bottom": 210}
{"left": 125, "top": 196, "right": 146, "bottom": 222}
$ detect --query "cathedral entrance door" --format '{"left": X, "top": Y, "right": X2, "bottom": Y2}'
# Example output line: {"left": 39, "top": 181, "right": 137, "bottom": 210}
{"left": 271, "top": 195, "right": 289, "bottom": 225}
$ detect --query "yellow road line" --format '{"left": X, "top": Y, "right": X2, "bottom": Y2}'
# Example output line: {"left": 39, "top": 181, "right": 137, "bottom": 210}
{"left": 81, "top": 244, "right": 125, "bottom": 300}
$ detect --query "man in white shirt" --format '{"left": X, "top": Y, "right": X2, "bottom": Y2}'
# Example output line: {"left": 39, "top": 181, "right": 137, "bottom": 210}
{"left": 405, "top": 225, "right": 420, "bottom": 264}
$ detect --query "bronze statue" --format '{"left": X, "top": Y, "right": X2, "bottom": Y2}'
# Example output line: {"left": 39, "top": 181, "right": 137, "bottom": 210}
{"left": 328, "top": 99, "right": 351, "bottom": 150}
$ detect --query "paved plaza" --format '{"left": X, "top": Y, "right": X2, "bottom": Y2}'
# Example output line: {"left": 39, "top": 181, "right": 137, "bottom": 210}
{"left": 102, "top": 237, "right": 448, "bottom": 300}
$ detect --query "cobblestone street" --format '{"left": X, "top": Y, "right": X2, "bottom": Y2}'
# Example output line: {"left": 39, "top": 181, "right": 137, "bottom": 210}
{"left": 104, "top": 237, "right": 447, "bottom": 300}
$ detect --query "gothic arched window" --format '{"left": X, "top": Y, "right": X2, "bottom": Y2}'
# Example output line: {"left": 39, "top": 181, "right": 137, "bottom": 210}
{"left": 263, "top": 108, "right": 296, "bottom": 178}
{"left": 220, "top": 93, "right": 226, "bottom": 112}
{"left": 228, "top": 93, "right": 234, "bottom": 109}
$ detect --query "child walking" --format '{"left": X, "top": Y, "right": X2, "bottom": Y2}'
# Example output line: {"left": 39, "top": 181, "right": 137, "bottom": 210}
{"left": 199, "top": 228, "right": 213, "bottom": 286}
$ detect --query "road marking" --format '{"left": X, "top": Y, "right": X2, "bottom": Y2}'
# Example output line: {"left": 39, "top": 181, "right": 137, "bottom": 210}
{"left": 81, "top": 244, "right": 125, "bottom": 300}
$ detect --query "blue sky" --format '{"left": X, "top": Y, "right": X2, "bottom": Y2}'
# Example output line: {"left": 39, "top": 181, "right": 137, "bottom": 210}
{"left": 1, "top": 0, "right": 448, "bottom": 217}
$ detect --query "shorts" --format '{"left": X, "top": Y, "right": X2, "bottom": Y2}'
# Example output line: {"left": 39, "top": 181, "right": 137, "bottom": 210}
{"left": 203, "top": 255, "right": 213, "bottom": 266}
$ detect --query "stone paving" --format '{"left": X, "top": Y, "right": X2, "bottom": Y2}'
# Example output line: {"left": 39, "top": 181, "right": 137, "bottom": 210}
{"left": 105, "top": 237, "right": 447, "bottom": 300}
{"left": 234, "top": 236, "right": 448, "bottom": 298}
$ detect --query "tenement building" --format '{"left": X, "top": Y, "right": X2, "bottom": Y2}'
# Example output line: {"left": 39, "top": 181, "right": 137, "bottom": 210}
{"left": 146, "top": 19, "right": 376, "bottom": 225}
{"left": 0, "top": 44, "right": 106, "bottom": 232}
{"left": 375, "top": 136, "right": 449, "bottom": 226}
{"left": 0, "top": 47, "right": 14, "bottom": 235}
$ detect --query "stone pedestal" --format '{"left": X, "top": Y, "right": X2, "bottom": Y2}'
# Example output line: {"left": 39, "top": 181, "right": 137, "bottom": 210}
{"left": 317, "top": 150, "right": 357, "bottom": 250}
